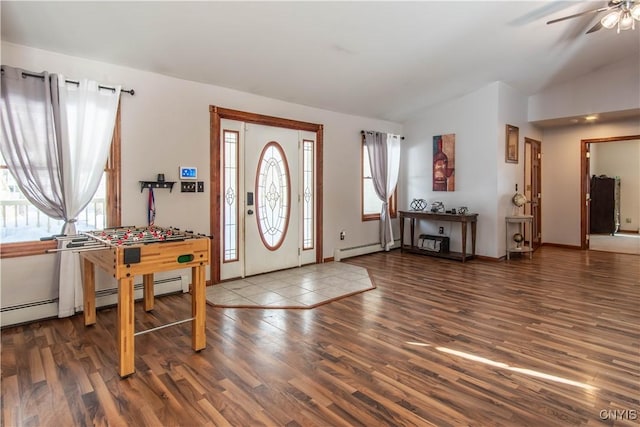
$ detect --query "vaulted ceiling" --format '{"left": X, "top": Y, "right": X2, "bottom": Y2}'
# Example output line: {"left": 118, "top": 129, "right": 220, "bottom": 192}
{"left": 2, "top": 1, "right": 639, "bottom": 122}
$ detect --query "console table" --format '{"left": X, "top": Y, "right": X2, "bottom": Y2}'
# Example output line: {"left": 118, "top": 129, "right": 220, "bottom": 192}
{"left": 399, "top": 211, "right": 478, "bottom": 262}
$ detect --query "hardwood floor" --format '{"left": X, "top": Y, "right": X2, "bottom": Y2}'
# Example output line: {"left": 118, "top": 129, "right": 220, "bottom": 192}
{"left": 2, "top": 247, "right": 638, "bottom": 426}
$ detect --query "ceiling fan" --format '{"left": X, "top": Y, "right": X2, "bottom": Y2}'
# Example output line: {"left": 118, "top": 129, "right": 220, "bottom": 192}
{"left": 546, "top": 0, "right": 640, "bottom": 34}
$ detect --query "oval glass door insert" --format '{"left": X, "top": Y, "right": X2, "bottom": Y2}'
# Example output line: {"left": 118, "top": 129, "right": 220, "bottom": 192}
{"left": 256, "top": 141, "right": 290, "bottom": 250}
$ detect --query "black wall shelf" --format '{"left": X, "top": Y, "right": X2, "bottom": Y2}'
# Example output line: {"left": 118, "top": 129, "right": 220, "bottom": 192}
{"left": 139, "top": 181, "right": 176, "bottom": 192}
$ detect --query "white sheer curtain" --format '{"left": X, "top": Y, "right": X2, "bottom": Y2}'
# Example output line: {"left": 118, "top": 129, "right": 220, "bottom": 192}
{"left": 1, "top": 66, "right": 121, "bottom": 317}
{"left": 364, "top": 131, "right": 401, "bottom": 251}
{"left": 57, "top": 76, "right": 121, "bottom": 316}
{"left": 0, "top": 66, "right": 65, "bottom": 219}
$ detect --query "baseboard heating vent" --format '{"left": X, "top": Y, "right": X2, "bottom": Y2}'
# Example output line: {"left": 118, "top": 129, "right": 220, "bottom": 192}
{"left": 334, "top": 239, "right": 400, "bottom": 261}
{"left": 93, "top": 276, "right": 184, "bottom": 309}
{"left": 1, "top": 299, "right": 58, "bottom": 328}
{"left": 1, "top": 276, "right": 184, "bottom": 328}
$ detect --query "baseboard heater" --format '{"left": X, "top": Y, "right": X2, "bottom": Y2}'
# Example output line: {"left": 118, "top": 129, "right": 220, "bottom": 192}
{"left": 1, "top": 276, "right": 184, "bottom": 328}
{"left": 334, "top": 239, "right": 400, "bottom": 261}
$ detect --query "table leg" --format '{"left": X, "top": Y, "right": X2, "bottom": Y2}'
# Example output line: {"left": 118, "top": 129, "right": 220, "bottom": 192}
{"left": 528, "top": 219, "right": 533, "bottom": 260}
{"left": 118, "top": 277, "right": 135, "bottom": 377}
{"left": 461, "top": 222, "right": 468, "bottom": 262}
{"left": 143, "top": 273, "right": 154, "bottom": 311}
{"left": 191, "top": 266, "right": 206, "bottom": 351}
{"left": 471, "top": 220, "right": 477, "bottom": 257}
{"left": 400, "top": 216, "right": 405, "bottom": 252}
{"left": 410, "top": 218, "right": 415, "bottom": 248}
{"left": 82, "top": 258, "right": 96, "bottom": 326}
{"left": 506, "top": 220, "right": 510, "bottom": 260}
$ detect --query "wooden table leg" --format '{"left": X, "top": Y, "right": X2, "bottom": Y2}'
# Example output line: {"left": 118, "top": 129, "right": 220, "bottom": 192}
{"left": 461, "top": 222, "right": 468, "bottom": 262}
{"left": 82, "top": 258, "right": 96, "bottom": 326}
{"left": 471, "top": 220, "right": 477, "bottom": 257}
{"left": 400, "top": 216, "right": 405, "bottom": 252}
{"left": 528, "top": 219, "right": 533, "bottom": 260}
{"left": 410, "top": 218, "right": 415, "bottom": 247}
{"left": 191, "top": 266, "right": 206, "bottom": 351}
{"left": 118, "top": 277, "right": 135, "bottom": 377}
{"left": 143, "top": 273, "right": 154, "bottom": 311}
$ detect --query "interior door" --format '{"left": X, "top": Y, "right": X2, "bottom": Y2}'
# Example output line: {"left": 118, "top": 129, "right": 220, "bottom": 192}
{"left": 525, "top": 138, "right": 542, "bottom": 250}
{"left": 244, "top": 123, "right": 300, "bottom": 276}
{"left": 530, "top": 139, "right": 542, "bottom": 249}
{"left": 582, "top": 142, "right": 592, "bottom": 249}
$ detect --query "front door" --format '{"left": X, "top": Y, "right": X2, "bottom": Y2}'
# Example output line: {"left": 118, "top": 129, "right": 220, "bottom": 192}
{"left": 244, "top": 124, "right": 300, "bottom": 276}
{"left": 218, "top": 119, "right": 317, "bottom": 279}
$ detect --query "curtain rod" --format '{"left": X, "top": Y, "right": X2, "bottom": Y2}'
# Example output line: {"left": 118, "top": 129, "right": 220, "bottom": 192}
{"left": 12, "top": 69, "right": 134, "bottom": 95}
{"left": 361, "top": 130, "right": 404, "bottom": 140}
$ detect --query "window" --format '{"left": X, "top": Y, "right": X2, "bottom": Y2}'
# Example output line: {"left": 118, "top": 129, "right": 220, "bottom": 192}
{"left": 362, "top": 141, "right": 397, "bottom": 221}
{"left": 302, "top": 139, "right": 314, "bottom": 250}
{"left": 0, "top": 107, "right": 121, "bottom": 258}
{"left": 222, "top": 129, "right": 238, "bottom": 262}
{"left": 256, "top": 141, "right": 290, "bottom": 250}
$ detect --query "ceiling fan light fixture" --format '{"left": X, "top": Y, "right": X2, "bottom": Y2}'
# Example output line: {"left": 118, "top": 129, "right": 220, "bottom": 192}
{"left": 600, "top": 10, "right": 621, "bottom": 29}
{"left": 619, "top": 11, "right": 635, "bottom": 30}
{"left": 631, "top": 4, "right": 640, "bottom": 20}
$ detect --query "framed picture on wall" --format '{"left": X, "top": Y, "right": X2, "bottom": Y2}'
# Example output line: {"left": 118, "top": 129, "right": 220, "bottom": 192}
{"left": 433, "top": 133, "right": 455, "bottom": 191}
{"left": 505, "top": 124, "right": 519, "bottom": 163}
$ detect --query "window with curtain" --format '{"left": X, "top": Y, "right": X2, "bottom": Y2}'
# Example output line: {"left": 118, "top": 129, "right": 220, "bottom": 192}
{"left": 361, "top": 141, "right": 396, "bottom": 221}
{"left": 0, "top": 110, "right": 121, "bottom": 256}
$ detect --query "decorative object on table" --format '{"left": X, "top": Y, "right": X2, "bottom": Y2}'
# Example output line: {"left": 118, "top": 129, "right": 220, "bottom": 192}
{"left": 433, "top": 134, "right": 456, "bottom": 191}
{"left": 410, "top": 198, "right": 427, "bottom": 211}
{"left": 513, "top": 232, "right": 524, "bottom": 249}
{"left": 157, "top": 173, "right": 165, "bottom": 182}
{"left": 418, "top": 234, "right": 450, "bottom": 253}
{"left": 511, "top": 184, "right": 527, "bottom": 215}
{"left": 430, "top": 201, "right": 445, "bottom": 213}
{"left": 458, "top": 206, "right": 468, "bottom": 214}
{"left": 505, "top": 215, "right": 533, "bottom": 260}
{"left": 505, "top": 124, "right": 519, "bottom": 163}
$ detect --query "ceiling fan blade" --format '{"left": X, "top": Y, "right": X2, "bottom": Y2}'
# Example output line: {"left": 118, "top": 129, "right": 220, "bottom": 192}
{"left": 586, "top": 21, "right": 604, "bottom": 34}
{"left": 546, "top": 5, "right": 612, "bottom": 25}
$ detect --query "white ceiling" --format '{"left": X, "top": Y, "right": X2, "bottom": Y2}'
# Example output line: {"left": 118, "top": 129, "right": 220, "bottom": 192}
{"left": 2, "top": 1, "right": 639, "bottom": 122}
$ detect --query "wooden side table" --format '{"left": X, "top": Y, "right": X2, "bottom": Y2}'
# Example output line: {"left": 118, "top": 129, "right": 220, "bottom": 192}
{"left": 505, "top": 215, "right": 533, "bottom": 260}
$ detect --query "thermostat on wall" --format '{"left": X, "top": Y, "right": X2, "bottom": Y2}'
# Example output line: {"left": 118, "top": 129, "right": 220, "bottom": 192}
{"left": 179, "top": 166, "right": 197, "bottom": 180}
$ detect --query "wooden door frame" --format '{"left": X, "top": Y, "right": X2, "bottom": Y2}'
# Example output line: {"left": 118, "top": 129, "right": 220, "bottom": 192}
{"left": 580, "top": 134, "right": 640, "bottom": 249}
{"left": 209, "top": 106, "right": 324, "bottom": 283}
{"left": 524, "top": 137, "right": 541, "bottom": 250}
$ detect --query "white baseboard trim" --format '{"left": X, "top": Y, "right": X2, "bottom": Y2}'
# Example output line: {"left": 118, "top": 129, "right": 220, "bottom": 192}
{"left": 1, "top": 276, "right": 184, "bottom": 328}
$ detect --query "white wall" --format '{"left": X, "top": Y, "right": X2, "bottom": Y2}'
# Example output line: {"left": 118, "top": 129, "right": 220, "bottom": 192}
{"left": 497, "top": 82, "right": 543, "bottom": 253}
{"left": 0, "top": 42, "right": 401, "bottom": 312}
{"left": 541, "top": 119, "right": 640, "bottom": 246}
{"left": 591, "top": 139, "right": 640, "bottom": 232}
{"left": 402, "top": 81, "right": 540, "bottom": 258}
{"left": 528, "top": 58, "right": 640, "bottom": 122}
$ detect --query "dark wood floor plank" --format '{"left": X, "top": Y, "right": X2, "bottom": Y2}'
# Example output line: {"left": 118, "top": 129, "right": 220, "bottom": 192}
{"left": 2, "top": 247, "right": 638, "bottom": 426}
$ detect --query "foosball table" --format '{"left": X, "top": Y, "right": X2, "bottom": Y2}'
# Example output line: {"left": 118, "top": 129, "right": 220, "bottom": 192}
{"left": 69, "top": 226, "right": 211, "bottom": 377}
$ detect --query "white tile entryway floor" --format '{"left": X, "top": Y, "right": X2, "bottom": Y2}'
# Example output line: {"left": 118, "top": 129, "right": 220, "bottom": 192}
{"left": 205, "top": 262, "right": 374, "bottom": 308}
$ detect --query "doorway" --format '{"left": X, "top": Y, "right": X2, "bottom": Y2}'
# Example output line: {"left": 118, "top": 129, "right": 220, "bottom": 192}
{"left": 524, "top": 138, "right": 542, "bottom": 250}
{"left": 210, "top": 107, "right": 324, "bottom": 283}
{"left": 580, "top": 134, "right": 640, "bottom": 252}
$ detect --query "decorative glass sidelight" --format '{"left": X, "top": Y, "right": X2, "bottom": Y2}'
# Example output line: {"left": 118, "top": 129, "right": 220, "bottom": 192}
{"left": 256, "top": 141, "right": 290, "bottom": 250}
{"left": 223, "top": 130, "right": 239, "bottom": 262}
{"left": 302, "top": 140, "right": 314, "bottom": 250}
